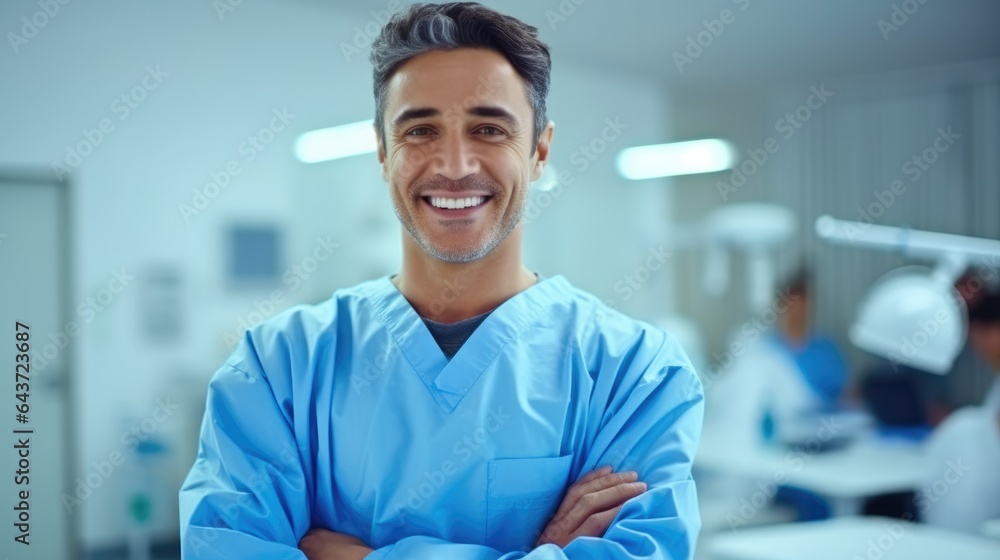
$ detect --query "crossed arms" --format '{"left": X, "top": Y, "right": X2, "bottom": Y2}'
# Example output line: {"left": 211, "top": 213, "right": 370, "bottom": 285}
{"left": 180, "top": 337, "right": 704, "bottom": 559}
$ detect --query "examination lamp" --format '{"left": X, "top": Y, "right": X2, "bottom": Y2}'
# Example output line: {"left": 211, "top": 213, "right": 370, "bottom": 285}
{"left": 815, "top": 215, "right": 1000, "bottom": 374}
{"left": 849, "top": 265, "right": 967, "bottom": 374}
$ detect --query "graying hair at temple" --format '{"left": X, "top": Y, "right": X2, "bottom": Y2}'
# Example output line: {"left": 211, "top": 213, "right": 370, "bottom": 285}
{"left": 368, "top": 2, "right": 552, "bottom": 154}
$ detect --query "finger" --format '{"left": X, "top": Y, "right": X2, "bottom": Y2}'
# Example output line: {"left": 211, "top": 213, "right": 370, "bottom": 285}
{"left": 538, "top": 502, "right": 627, "bottom": 548}
{"left": 576, "top": 465, "right": 613, "bottom": 485}
{"left": 553, "top": 470, "right": 638, "bottom": 520}
{"left": 573, "top": 504, "right": 625, "bottom": 540}
{"left": 575, "top": 470, "right": 640, "bottom": 498}
{"left": 552, "top": 471, "right": 632, "bottom": 521}
{"left": 558, "top": 481, "right": 646, "bottom": 532}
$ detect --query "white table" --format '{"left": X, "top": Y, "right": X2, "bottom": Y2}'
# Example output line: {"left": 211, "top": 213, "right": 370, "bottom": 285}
{"left": 695, "top": 430, "right": 929, "bottom": 515}
{"left": 707, "top": 517, "right": 1000, "bottom": 560}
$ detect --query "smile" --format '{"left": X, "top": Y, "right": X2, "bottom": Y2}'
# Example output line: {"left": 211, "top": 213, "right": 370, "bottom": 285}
{"left": 422, "top": 195, "right": 491, "bottom": 210}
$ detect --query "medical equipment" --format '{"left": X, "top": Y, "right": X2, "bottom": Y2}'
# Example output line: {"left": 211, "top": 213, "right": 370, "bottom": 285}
{"left": 815, "top": 215, "right": 1000, "bottom": 373}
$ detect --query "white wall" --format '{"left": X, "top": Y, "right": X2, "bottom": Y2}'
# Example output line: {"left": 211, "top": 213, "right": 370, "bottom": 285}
{"left": 0, "top": 0, "right": 675, "bottom": 549}
{"left": 526, "top": 59, "right": 676, "bottom": 318}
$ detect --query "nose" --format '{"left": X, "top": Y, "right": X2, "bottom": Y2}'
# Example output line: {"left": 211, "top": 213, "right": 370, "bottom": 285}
{"left": 430, "top": 132, "right": 480, "bottom": 181}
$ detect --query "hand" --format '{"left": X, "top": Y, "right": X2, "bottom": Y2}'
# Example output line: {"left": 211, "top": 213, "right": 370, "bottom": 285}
{"left": 298, "top": 528, "right": 374, "bottom": 560}
{"left": 534, "top": 466, "right": 647, "bottom": 548}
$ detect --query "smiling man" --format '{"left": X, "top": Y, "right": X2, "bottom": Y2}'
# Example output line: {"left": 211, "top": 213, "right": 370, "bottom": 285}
{"left": 179, "top": 3, "right": 704, "bottom": 559}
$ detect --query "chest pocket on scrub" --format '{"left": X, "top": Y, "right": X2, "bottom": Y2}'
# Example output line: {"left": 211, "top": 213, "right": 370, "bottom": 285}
{"left": 485, "top": 453, "right": 575, "bottom": 553}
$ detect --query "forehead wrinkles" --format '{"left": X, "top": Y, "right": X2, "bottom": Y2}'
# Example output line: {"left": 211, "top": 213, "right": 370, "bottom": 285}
{"left": 385, "top": 52, "right": 531, "bottom": 130}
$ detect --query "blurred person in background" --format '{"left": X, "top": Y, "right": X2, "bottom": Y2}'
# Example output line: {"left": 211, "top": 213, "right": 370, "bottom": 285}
{"left": 766, "top": 269, "right": 848, "bottom": 425}
{"left": 761, "top": 269, "right": 849, "bottom": 520}
{"left": 710, "top": 268, "right": 849, "bottom": 448}
{"left": 955, "top": 270, "right": 1000, "bottom": 409}
{"left": 706, "top": 268, "right": 849, "bottom": 521}
{"left": 178, "top": 3, "right": 705, "bottom": 559}
{"left": 918, "top": 277, "right": 1000, "bottom": 534}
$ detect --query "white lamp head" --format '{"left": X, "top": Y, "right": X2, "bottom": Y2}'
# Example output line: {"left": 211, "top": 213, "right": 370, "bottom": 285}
{"left": 849, "top": 266, "right": 967, "bottom": 375}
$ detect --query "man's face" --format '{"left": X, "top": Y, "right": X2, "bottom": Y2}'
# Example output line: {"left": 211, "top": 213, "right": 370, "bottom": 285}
{"left": 377, "top": 48, "right": 552, "bottom": 263}
{"left": 969, "top": 322, "right": 1000, "bottom": 369}
{"left": 782, "top": 290, "right": 809, "bottom": 333}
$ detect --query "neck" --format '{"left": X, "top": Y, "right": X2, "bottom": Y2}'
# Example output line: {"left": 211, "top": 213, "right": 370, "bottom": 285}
{"left": 393, "top": 226, "right": 536, "bottom": 323}
{"left": 782, "top": 322, "right": 808, "bottom": 346}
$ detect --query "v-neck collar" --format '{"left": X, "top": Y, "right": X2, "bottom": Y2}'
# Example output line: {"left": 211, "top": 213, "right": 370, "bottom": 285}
{"left": 370, "top": 273, "right": 571, "bottom": 413}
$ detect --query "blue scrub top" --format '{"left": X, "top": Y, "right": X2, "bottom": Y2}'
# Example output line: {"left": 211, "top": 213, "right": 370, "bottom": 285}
{"left": 179, "top": 274, "right": 704, "bottom": 559}
{"left": 770, "top": 332, "right": 847, "bottom": 407}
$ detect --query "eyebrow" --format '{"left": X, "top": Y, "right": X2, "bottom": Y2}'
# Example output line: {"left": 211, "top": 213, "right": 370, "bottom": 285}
{"left": 467, "top": 106, "right": 520, "bottom": 129}
{"left": 392, "top": 107, "right": 440, "bottom": 130}
{"left": 391, "top": 105, "right": 521, "bottom": 132}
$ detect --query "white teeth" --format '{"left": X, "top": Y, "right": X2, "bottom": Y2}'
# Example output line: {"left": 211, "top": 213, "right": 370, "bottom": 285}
{"left": 428, "top": 196, "right": 487, "bottom": 209}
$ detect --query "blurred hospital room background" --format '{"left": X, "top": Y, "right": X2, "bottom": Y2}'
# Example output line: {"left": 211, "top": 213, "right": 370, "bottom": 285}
{"left": 2, "top": 0, "right": 1000, "bottom": 558}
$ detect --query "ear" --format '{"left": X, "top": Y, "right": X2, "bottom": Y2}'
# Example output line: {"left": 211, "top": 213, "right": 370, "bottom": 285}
{"left": 375, "top": 125, "right": 388, "bottom": 182}
{"left": 530, "top": 120, "right": 555, "bottom": 182}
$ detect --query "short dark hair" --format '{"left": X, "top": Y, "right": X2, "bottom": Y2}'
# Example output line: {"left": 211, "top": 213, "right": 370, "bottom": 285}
{"left": 957, "top": 270, "right": 1000, "bottom": 324}
{"left": 369, "top": 2, "right": 552, "bottom": 153}
{"left": 782, "top": 266, "right": 811, "bottom": 297}
{"left": 969, "top": 292, "right": 1000, "bottom": 325}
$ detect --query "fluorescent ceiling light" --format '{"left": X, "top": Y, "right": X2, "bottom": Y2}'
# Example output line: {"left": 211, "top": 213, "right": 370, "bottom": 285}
{"left": 295, "top": 119, "right": 377, "bottom": 163}
{"left": 616, "top": 139, "right": 737, "bottom": 180}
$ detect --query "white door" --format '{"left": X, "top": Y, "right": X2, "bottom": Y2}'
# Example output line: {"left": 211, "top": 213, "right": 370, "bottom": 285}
{"left": 0, "top": 175, "right": 72, "bottom": 559}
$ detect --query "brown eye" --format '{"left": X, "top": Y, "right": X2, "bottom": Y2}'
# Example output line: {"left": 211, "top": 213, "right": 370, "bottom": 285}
{"left": 476, "top": 125, "right": 505, "bottom": 136}
{"left": 406, "top": 126, "right": 432, "bottom": 136}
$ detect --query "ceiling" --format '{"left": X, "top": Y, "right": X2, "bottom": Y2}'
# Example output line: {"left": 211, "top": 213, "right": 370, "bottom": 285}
{"left": 299, "top": 0, "right": 1000, "bottom": 87}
